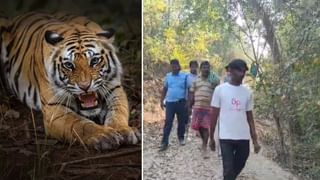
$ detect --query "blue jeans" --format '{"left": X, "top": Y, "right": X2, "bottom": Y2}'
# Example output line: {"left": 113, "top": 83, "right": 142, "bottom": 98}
{"left": 161, "top": 100, "right": 188, "bottom": 145}
{"left": 220, "top": 139, "right": 250, "bottom": 180}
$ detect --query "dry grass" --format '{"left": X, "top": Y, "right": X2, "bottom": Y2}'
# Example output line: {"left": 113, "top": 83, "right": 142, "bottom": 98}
{"left": 0, "top": 78, "right": 141, "bottom": 180}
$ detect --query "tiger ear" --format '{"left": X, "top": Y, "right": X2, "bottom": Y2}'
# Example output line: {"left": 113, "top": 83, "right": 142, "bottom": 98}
{"left": 97, "top": 28, "right": 115, "bottom": 42}
{"left": 45, "top": 31, "right": 64, "bottom": 45}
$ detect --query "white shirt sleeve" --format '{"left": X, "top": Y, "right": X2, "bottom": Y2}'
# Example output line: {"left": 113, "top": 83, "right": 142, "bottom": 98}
{"left": 211, "top": 86, "right": 220, "bottom": 108}
{"left": 246, "top": 91, "right": 254, "bottom": 111}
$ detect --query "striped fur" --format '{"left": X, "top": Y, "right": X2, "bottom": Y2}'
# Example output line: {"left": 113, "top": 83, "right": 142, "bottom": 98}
{"left": 0, "top": 12, "right": 140, "bottom": 151}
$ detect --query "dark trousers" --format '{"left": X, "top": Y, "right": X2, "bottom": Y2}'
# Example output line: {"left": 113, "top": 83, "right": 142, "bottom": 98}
{"left": 220, "top": 139, "right": 250, "bottom": 180}
{"left": 161, "top": 100, "right": 188, "bottom": 145}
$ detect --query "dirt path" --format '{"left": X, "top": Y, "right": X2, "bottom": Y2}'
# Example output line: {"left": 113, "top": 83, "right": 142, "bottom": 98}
{"left": 143, "top": 112, "right": 299, "bottom": 180}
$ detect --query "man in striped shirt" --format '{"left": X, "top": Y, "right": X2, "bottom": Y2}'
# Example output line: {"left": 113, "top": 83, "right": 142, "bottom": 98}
{"left": 189, "top": 61, "right": 219, "bottom": 156}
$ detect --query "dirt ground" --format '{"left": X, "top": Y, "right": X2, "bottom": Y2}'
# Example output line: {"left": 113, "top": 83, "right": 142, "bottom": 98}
{"left": 0, "top": 93, "right": 141, "bottom": 180}
{"left": 143, "top": 110, "right": 299, "bottom": 180}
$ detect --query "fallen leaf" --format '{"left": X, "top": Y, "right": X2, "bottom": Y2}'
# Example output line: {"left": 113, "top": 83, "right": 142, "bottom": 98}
{"left": 4, "top": 109, "right": 20, "bottom": 119}
{"left": 19, "top": 149, "right": 34, "bottom": 156}
{"left": 36, "top": 139, "right": 58, "bottom": 145}
{"left": 0, "top": 124, "right": 10, "bottom": 130}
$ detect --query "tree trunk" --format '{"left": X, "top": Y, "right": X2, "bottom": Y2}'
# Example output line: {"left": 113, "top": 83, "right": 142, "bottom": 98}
{"left": 247, "top": 0, "right": 292, "bottom": 167}
{"left": 249, "top": 0, "right": 281, "bottom": 63}
{"left": 272, "top": 107, "right": 286, "bottom": 163}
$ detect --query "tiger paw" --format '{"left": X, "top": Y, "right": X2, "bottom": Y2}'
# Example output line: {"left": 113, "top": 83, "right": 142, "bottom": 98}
{"left": 85, "top": 128, "right": 124, "bottom": 151}
{"left": 118, "top": 126, "right": 141, "bottom": 145}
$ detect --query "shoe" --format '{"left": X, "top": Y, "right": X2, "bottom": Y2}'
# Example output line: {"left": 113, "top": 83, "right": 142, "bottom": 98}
{"left": 159, "top": 144, "right": 168, "bottom": 151}
{"left": 179, "top": 139, "right": 186, "bottom": 146}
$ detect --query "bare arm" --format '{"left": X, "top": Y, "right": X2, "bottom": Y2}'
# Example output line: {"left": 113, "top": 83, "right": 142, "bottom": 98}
{"left": 160, "top": 86, "right": 167, "bottom": 110}
{"left": 209, "top": 107, "right": 220, "bottom": 140}
{"left": 246, "top": 111, "right": 258, "bottom": 143}
{"left": 246, "top": 111, "right": 261, "bottom": 153}
{"left": 209, "top": 107, "right": 220, "bottom": 151}
{"left": 188, "top": 91, "right": 194, "bottom": 110}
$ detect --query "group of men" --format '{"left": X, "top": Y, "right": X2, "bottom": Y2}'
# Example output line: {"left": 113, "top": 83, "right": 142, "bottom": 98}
{"left": 159, "top": 58, "right": 261, "bottom": 180}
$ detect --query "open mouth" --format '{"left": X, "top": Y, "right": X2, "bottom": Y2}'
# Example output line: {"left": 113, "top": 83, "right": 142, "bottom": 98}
{"left": 77, "top": 92, "right": 99, "bottom": 109}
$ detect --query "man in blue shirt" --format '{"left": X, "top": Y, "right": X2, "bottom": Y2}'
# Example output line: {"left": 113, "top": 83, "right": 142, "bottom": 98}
{"left": 160, "top": 59, "right": 188, "bottom": 151}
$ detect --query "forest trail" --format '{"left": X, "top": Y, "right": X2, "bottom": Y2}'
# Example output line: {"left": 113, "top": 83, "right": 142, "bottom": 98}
{"left": 143, "top": 111, "right": 299, "bottom": 180}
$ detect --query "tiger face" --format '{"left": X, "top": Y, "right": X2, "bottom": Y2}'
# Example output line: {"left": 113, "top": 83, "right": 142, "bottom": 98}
{"left": 45, "top": 29, "right": 122, "bottom": 118}
{"left": 0, "top": 12, "right": 140, "bottom": 150}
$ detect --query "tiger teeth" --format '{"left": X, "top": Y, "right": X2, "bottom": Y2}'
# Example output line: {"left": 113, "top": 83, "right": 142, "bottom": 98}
{"left": 79, "top": 92, "right": 97, "bottom": 97}
{"left": 80, "top": 100, "right": 98, "bottom": 108}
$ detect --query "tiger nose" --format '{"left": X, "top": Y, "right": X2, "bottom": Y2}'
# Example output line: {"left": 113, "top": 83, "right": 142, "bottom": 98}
{"left": 78, "top": 81, "right": 91, "bottom": 91}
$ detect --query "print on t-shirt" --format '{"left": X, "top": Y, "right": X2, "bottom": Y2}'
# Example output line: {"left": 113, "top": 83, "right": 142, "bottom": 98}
{"left": 231, "top": 98, "right": 241, "bottom": 111}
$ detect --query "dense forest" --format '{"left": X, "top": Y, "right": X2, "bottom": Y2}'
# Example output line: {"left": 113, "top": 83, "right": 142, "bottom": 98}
{"left": 144, "top": 0, "right": 320, "bottom": 179}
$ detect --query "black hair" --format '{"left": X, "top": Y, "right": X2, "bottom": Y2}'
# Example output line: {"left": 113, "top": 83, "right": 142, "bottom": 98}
{"left": 189, "top": 60, "right": 199, "bottom": 67}
{"left": 225, "top": 59, "right": 248, "bottom": 71}
{"left": 200, "top": 61, "right": 210, "bottom": 69}
{"left": 170, "top": 59, "right": 180, "bottom": 65}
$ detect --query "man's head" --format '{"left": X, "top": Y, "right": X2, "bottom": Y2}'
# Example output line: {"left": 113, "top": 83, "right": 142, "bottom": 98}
{"left": 225, "top": 59, "right": 248, "bottom": 84}
{"left": 200, "top": 61, "right": 210, "bottom": 78}
{"left": 189, "top": 60, "right": 199, "bottom": 74}
{"left": 170, "top": 59, "right": 181, "bottom": 74}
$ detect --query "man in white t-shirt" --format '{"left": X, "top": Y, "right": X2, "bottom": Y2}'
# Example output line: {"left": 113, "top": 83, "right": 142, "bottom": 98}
{"left": 209, "top": 59, "right": 261, "bottom": 180}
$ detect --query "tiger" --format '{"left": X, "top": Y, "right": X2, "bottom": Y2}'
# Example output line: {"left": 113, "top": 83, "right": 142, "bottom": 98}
{"left": 0, "top": 12, "right": 140, "bottom": 151}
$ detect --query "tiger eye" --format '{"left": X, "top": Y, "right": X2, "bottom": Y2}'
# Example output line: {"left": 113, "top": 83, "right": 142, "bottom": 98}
{"left": 63, "top": 62, "right": 74, "bottom": 70}
{"left": 90, "top": 57, "right": 100, "bottom": 66}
